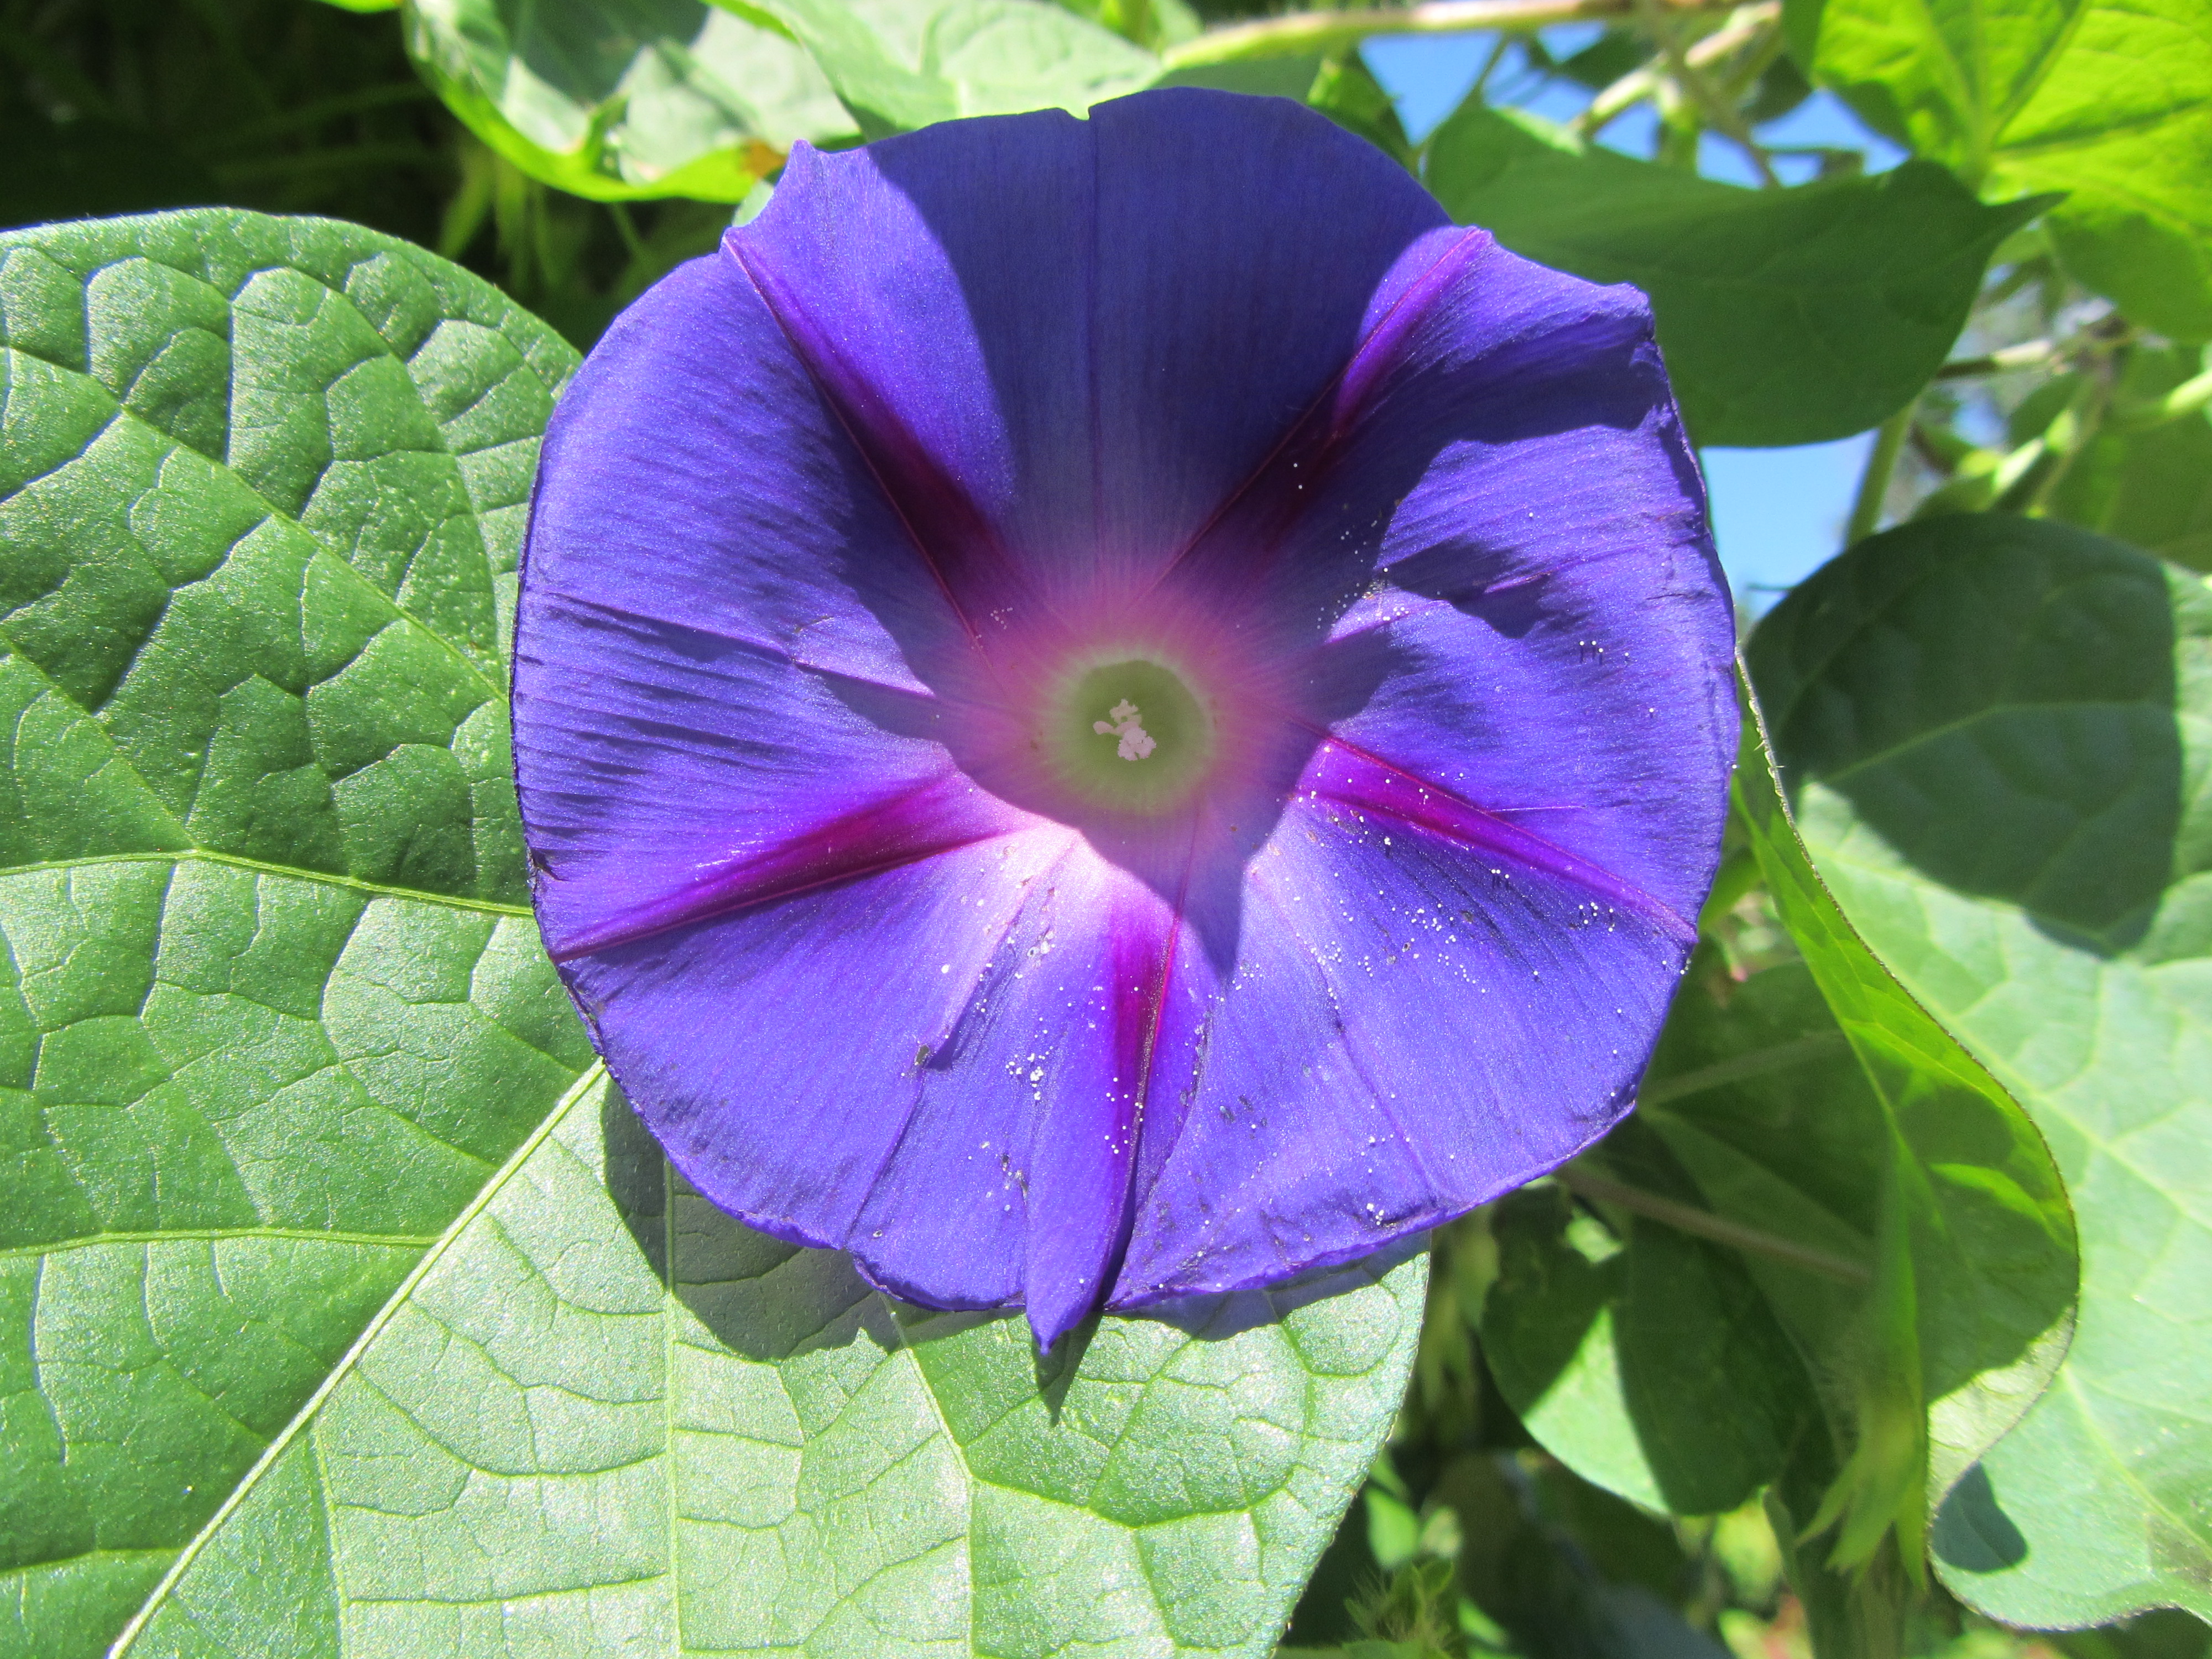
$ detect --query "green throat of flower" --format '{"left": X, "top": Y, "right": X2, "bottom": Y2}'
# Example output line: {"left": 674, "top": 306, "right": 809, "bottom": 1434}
{"left": 1041, "top": 656, "right": 1217, "bottom": 816}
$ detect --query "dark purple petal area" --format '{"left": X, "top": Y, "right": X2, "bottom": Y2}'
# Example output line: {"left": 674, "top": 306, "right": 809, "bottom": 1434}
{"left": 513, "top": 87, "right": 1738, "bottom": 1348}
{"left": 728, "top": 92, "right": 1453, "bottom": 607}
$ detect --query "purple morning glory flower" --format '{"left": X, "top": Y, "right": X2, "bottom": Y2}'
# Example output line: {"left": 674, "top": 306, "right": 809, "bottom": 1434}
{"left": 512, "top": 88, "right": 1736, "bottom": 1349}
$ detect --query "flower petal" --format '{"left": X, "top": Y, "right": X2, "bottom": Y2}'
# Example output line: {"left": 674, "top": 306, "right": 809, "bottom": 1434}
{"left": 559, "top": 828, "right": 1067, "bottom": 1287}
{"left": 516, "top": 249, "right": 1012, "bottom": 960}
{"left": 1112, "top": 760, "right": 1693, "bottom": 1306}
{"left": 1162, "top": 228, "right": 1736, "bottom": 923}
{"left": 515, "top": 92, "right": 1738, "bottom": 1345}
{"left": 561, "top": 825, "right": 1189, "bottom": 1349}
{"left": 1100, "top": 238, "right": 1736, "bottom": 1303}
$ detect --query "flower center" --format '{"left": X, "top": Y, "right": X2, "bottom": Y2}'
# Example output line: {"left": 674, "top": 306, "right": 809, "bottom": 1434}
{"left": 1093, "top": 698, "right": 1155, "bottom": 761}
{"left": 1041, "top": 656, "right": 1215, "bottom": 815}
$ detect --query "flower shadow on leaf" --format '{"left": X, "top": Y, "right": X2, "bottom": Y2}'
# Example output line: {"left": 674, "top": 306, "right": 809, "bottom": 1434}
{"left": 601, "top": 1082, "right": 1427, "bottom": 1397}
{"left": 1931, "top": 1463, "right": 2031, "bottom": 1574}
{"left": 601, "top": 1082, "right": 905, "bottom": 1361}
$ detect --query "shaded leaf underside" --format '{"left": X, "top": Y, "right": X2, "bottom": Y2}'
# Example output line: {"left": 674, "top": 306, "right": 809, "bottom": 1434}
{"left": 1748, "top": 516, "right": 2211, "bottom": 1627}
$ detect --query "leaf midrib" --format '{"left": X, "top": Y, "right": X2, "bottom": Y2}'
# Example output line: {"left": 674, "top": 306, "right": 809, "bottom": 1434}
{"left": 0, "top": 848, "right": 531, "bottom": 917}
{"left": 3, "top": 1227, "right": 436, "bottom": 1261}
{"left": 106, "top": 1061, "right": 611, "bottom": 1658}
{"left": 1814, "top": 696, "right": 2176, "bottom": 787}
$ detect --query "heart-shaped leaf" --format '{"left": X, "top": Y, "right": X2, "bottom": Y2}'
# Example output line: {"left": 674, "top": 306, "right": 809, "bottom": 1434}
{"left": 114, "top": 1073, "right": 1425, "bottom": 1656}
{"left": 1422, "top": 104, "right": 2042, "bottom": 447}
{"left": 0, "top": 206, "right": 591, "bottom": 1659}
{"left": 1787, "top": 0, "right": 2212, "bottom": 338}
{"left": 0, "top": 206, "right": 1422, "bottom": 1658}
{"left": 1747, "top": 513, "right": 2212, "bottom": 1627}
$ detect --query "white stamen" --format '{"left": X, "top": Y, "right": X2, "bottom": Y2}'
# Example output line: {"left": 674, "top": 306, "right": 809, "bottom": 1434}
{"left": 1092, "top": 697, "right": 1156, "bottom": 761}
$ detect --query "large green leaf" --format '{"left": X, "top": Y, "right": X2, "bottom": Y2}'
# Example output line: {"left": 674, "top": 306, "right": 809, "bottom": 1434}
{"left": 1730, "top": 684, "right": 2078, "bottom": 1568}
{"left": 718, "top": 0, "right": 1159, "bottom": 138}
{"left": 0, "top": 206, "right": 1422, "bottom": 1657}
{"left": 405, "top": 0, "right": 853, "bottom": 202}
{"left": 0, "top": 207, "right": 591, "bottom": 1659}
{"left": 109, "top": 1071, "right": 1425, "bottom": 1657}
{"left": 1787, "top": 0, "right": 2212, "bottom": 340}
{"left": 1746, "top": 514, "right": 2212, "bottom": 1627}
{"left": 1421, "top": 105, "right": 2041, "bottom": 447}
{"left": 1484, "top": 695, "right": 2076, "bottom": 1578}
{"left": 2050, "top": 345, "right": 2212, "bottom": 572}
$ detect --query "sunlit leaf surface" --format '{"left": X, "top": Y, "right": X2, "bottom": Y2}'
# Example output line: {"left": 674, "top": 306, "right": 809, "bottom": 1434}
{"left": 0, "top": 207, "right": 589, "bottom": 1658}
{"left": 721, "top": 0, "right": 1160, "bottom": 138}
{"left": 406, "top": 0, "right": 853, "bottom": 201}
{"left": 2050, "top": 345, "right": 2212, "bottom": 573}
{"left": 1790, "top": 0, "right": 2212, "bottom": 338}
{"left": 116, "top": 1073, "right": 1425, "bottom": 1657}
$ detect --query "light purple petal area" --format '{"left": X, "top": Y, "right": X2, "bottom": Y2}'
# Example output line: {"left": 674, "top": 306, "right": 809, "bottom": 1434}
{"left": 1112, "top": 770, "right": 1692, "bottom": 1306}
{"left": 564, "top": 825, "right": 1185, "bottom": 1349}
{"left": 515, "top": 248, "right": 1015, "bottom": 961}
{"left": 515, "top": 583, "right": 1006, "bottom": 963}
{"left": 561, "top": 827, "right": 1072, "bottom": 1291}
{"left": 727, "top": 89, "right": 1452, "bottom": 609}
{"left": 854, "top": 849, "right": 1186, "bottom": 1347}
{"left": 521, "top": 250, "right": 971, "bottom": 693}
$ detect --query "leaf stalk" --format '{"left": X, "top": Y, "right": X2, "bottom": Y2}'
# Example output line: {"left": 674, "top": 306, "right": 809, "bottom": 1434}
{"left": 1844, "top": 405, "right": 1912, "bottom": 546}
{"left": 1559, "top": 1166, "right": 1874, "bottom": 1284}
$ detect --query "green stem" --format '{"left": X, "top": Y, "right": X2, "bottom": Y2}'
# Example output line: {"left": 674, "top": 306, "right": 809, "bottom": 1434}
{"left": 2112, "top": 362, "right": 2212, "bottom": 430}
{"left": 1574, "top": 2, "right": 1776, "bottom": 140}
{"left": 1933, "top": 338, "right": 2058, "bottom": 379}
{"left": 1559, "top": 1167, "right": 1872, "bottom": 1284}
{"left": 608, "top": 201, "right": 650, "bottom": 264}
{"left": 2019, "top": 374, "right": 2108, "bottom": 515}
{"left": 1644, "top": 0, "right": 1779, "bottom": 184}
{"left": 1162, "top": 0, "right": 1728, "bottom": 68}
{"left": 1471, "top": 30, "right": 1514, "bottom": 95}
{"left": 1845, "top": 405, "right": 1911, "bottom": 546}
